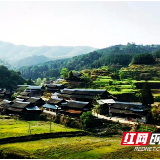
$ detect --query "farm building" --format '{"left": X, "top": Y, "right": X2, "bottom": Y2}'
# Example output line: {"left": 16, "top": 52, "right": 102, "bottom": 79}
{"left": 24, "top": 85, "right": 44, "bottom": 96}
{"left": 7, "top": 101, "right": 42, "bottom": 117}
{"left": 16, "top": 92, "right": 31, "bottom": 100}
{"left": 43, "top": 98, "right": 66, "bottom": 114}
{"left": 60, "top": 100, "right": 94, "bottom": 117}
{"left": 0, "top": 99, "right": 13, "bottom": 115}
{"left": 97, "top": 99, "right": 151, "bottom": 123}
{"left": 26, "top": 97, "right": 45, "bottom": 107}
{"left": 58, "top": 88, "right": 111, "bottom": 103}
{"left": 45, "top": 84, "right": 65, "bottom": 93}
{"left": 0, "top": 89, "right": 11, "bottom": 100}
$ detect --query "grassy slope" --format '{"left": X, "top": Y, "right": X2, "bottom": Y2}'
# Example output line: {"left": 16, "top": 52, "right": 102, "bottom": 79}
{"left": 0, "top": 119, "right": 79, "bottom": 139}
{"left": 0, "top": 136, "right": 160, "bottom": 159}
{"left": 0, "top": 119, "right": 160, "bottom": 158}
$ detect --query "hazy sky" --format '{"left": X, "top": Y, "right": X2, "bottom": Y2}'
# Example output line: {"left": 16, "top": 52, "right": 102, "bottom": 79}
{"left": 0, "top": 1, "right": 160, "bottom": 49}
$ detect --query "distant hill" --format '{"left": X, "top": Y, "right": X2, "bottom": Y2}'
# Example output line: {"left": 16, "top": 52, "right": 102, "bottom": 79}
{"left": 11, "top": 55, "right": 52, "bottom": 69}
{"left": 18, "top": 43, "right": 160, "bottom": 80}
{"left": 0, "top": 59, "right": 11, "bottom": 68}
{"left": 0, "top": 41, "right": 97, "bottom": 67}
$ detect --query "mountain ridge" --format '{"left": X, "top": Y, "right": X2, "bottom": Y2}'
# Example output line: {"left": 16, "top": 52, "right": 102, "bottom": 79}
{"left": 0, "top": 41, "right": 97, "bottom": 66}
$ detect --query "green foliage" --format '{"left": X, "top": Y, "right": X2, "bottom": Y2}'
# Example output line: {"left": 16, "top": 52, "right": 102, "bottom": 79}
{"left": 0, "top": 65, "right": 25, "bottom": 91}
{"left": 39, "top": 113, "right": 47, "bottom": 121}
{"left": 137, "top": 125, "right": 156, "bottom": 132}
{"left": 130, "top": 53, "right": 155, "bottom": 65}
{"left": 155, "top": 96, "right": 160, "bottom": 102}
{"left": 60, "top": 68, "right": 68, "bottom": 78}
{"left": 35, "top": 78, "right": 42, "bottom": 85}
{"left": 26, "top": 78, "right": 34, "bottom": 85}
{"left": 139, "top": 82, "right": 154, "bottom": 106}
{"left": 151, "top": 104, "right": 160, "bottom": 122}
{"left": 153, "top": 48, "right": 160, "bottom": 58}
{"left": 68, "top": 70, "right": 73, "bottom": 79}
{"left": 80, "top": 111, "right": 94, "bottom": 129}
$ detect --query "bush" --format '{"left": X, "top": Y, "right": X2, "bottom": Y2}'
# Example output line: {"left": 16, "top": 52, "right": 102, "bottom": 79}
{"left": 155, "top": 96, "right": 160, "bottom": 102}
{"left": 39, "top": 113, "right": 47, "bottom": 121}
{"left": 137, "top": 125, "right": 156, "bottom": 132}
{"left": 80, "top": 111, "right": 94, "bottom": 129}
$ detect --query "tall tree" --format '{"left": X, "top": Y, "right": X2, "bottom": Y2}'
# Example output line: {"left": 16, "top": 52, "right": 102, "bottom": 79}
{"left": 60, "top": 68, "right": 68, "bottom": 78}
{"left": 139, "top": 82, "right": 154, "bottom": 106}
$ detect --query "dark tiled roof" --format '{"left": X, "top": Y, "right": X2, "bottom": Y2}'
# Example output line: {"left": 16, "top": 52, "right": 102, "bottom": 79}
{"left": 111, "top": 103, "right": 150, "bottom": 111}
{"left": 67, "top": 100, "right": 92, "bottom": 109}
{"left": 26, "top": 97, "right": 45, "bottom": 104}
{"left": 7, "top": 107, "right": 23, "bottom": 112}
{"left": 110, "top": 108, "right": 142, "bottom": 116}
{"left": 58, "top": 94, "right": 72, "bottom": 98}
{"left": 48, "top": 98, "right": 65, "bottom": 105}
{"left": 46, "top": 84, "right": 65, "bottom": 89}
{"left": 17, "top": 95, "right": 29, "bottom": 100}
{"left": 20, "top": 92, "right": 30, "bottom": 96}
{"left": 59, "top": 89, "right": 110, "bottom": 100}
{"left": 13, "top": 98, "right": 25, "bottom": 103}
{"left": 11, "top": 101, "right": 30, "bottom": 109}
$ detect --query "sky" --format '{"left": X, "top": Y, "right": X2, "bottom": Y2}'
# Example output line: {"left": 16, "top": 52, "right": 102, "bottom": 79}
{"left": 0, "top": 1, "right": 160, "bottom": 49}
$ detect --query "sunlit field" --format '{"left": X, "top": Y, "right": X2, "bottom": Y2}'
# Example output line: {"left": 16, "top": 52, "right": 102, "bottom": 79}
{"left": 0, "top": 119, "right": 79, "bottom": 139}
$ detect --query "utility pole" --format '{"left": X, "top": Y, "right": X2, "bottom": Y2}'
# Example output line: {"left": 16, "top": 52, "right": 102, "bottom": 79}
{"left": 28, "top": 122, "right": 31, "bottom": 134}
{"left": 50, "top": 116, "right": 52, "bottom": 132}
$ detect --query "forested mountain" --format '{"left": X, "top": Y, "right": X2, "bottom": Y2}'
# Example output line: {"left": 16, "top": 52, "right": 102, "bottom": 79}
{"left": 18, "top": 43, "right": 160, "bottom": 80}
{"left": 0, "top": 41, "right": 97, "bottom": 66}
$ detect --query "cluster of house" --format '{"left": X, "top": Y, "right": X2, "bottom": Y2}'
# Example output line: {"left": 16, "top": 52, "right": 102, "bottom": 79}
{"left": 0, "top": 84, "right": 151, "bottom": 123}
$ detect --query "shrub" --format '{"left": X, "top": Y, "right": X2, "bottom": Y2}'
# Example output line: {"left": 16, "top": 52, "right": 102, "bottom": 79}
{"left": 155, "top": 96, "right": 160, "bottom": 102}
{"left": 39, "top": 113, "right": 47, "bottom": 121}
{"left": 80, "top": 111, "right": 94, "bottom": 129}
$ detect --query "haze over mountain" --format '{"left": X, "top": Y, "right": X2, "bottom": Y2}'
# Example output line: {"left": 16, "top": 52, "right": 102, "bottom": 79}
{"left": 0, "top": 41, "right": 97, "bottom": 67}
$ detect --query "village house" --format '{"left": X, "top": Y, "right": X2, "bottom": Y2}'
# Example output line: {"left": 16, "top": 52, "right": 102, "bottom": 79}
{"left": 17, "top": 92, "right": 31, "bottom": 100}
{"left": 16, "top": 85, "right": 45, "bottom": 96}
{"left": 58, "top": 88, "right": 111, "bottom": 103}
{"left": 43, "top": 98, "right": 66, "bottom": 114}
{"left": 0, "top": 89, "right": 12, "bottom": 100}
{"left": 0, "top": 99, "right": 13, "bottom": 115}
{"left": 26, "top": 97, "right": 45, "bottom": 107}
{"left": 45, "top": 84, "right": 65, "bottom": 93}
{"left": 97, "top": 99, "right": 151, "bottom": 123}
{"left": 7, "top": 101, "right": 42, "bottom": 118}
{"left": 60, "top": 100, "right": 94, "bottom": 117}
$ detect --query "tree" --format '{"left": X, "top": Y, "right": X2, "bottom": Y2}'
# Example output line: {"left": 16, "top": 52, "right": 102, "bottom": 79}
{"left": 130, "top": 53, "right": 155, "bottom": 65}
{"left": 139, "top": 82, "right": 154, "bottom": 106}
{"left": 119, "top": 70, "right": 125, "bottom": 81}
{"left": 68, "top": 70, "right": 73, "bottom": 79}
{"left": 80, "top": 111, "right": 94, "bottom": 129}
{"left": 80, "top": 73, "right": 92, "bottom": 87}
{"left": 27, "top": 78, "right": 34, "bottom": 85}
{"left": 60, "top": 68, "right": 68, "bottom": 78}
{"left": 36, "top": 78, "right": 42, "bottom": 85}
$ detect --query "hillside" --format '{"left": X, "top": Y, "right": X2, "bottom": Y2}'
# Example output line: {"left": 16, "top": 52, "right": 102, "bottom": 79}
{"left": 11, "top": 55, "right": 52, "bottom": 69}
{"left": 0, "top": 41, "right": 97, "bottom": 67}
{"left": 0, "top": 59, "right": 11, "bottom": 68}
{"left": 18, "top": 43, "right": 160, "bottom": 80}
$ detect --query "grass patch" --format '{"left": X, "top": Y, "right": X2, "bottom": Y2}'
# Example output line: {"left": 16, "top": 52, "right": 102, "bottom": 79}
{"left": 0, "top": 136, "right": 126, "bottom": 159}
{"left": 0, "top": 136, "right": 159, "bottom": 159}
{"left": 0, "top": 119, "right": 79, "bottom": 139}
